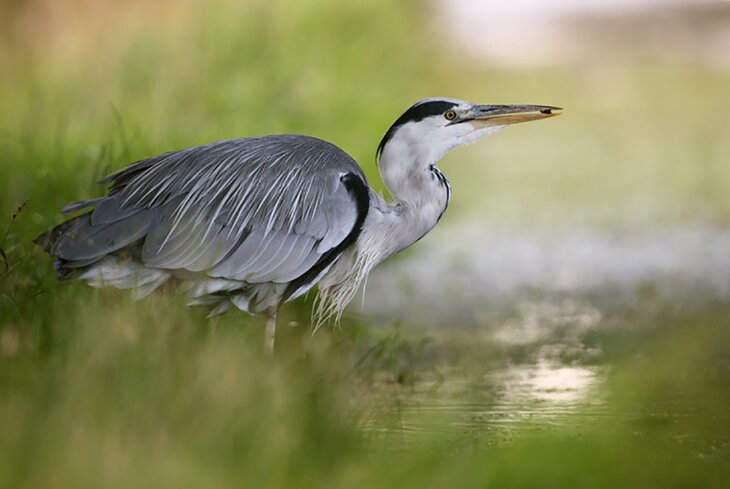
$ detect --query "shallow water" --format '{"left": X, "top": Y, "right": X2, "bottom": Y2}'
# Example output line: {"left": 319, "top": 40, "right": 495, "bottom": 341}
{"left": 359, "top": 224, "right": 730, "bottom": 454}
{"left": 363, "top": 356, "right": 609, "bottom": 447}
{"left": 363, "top": 224, "right": 730, "bottom": 326}
{"left": 364, "top": 354, "right": 730, "bottom": 460}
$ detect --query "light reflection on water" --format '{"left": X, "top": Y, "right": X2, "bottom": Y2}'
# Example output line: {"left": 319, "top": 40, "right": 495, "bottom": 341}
{"left": 495, "top": 361, "right": 598, "bottom": 404}
{"left": 360, "top": 225, "right": 730, "bottom": 444}
{"left": 364, "top": 360, "right": 604, "bottom": 442}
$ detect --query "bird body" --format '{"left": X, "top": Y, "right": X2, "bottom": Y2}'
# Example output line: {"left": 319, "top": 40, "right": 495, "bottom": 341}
{"left": 36, "top": 98, "right": 561, "bottom": 351}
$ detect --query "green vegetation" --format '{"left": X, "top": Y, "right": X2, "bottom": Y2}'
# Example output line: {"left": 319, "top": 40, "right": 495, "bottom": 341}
{"left": 1, "top": 0, "right": 729, "bottom": 487}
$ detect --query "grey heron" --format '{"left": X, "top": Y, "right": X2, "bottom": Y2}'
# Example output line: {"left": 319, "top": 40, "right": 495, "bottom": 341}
{"left": 35, "top": 98, "right": 561, "bottom": 352}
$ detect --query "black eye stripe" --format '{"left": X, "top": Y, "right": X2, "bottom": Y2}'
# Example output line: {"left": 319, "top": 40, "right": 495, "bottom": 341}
{"left": 395, "top": 101, "right": 458, "bottom": 124}
{"left": 377, "top": 100, "right": 459, "bottom": 157}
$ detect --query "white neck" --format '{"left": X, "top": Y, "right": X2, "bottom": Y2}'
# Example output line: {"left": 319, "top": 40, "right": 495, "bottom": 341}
{"left": 378, "top": 127, "right": 451, "bottom": 205}
{"left": 366, "top": 137, "right": 451, "bottom": 262}
{"left": 319, "top": 136, "right": 452, "bottom": 297}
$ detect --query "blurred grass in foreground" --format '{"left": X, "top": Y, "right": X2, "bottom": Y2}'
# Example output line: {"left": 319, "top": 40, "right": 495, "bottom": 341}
{"left": 1, "top": 0, "right": 729, "bottom": 487}
{"left": 1, "top": 288, "right": 728, "bottom": 487}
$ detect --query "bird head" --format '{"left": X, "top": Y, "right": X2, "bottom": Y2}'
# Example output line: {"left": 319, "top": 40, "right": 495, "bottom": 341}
{"left": 377, "top": 98, "right": 562, "bottom": 170}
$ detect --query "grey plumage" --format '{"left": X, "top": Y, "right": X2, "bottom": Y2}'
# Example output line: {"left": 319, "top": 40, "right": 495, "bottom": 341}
{"left": 37, "top": 135, "right": 370, "bottom": 316}
{"left": 35, "top": 98, "right": 561, "bottom": 351}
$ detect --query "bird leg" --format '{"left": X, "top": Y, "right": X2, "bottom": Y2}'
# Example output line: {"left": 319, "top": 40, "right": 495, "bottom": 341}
{"left": 264, "top": 312, "right": 277, "bottom": 355}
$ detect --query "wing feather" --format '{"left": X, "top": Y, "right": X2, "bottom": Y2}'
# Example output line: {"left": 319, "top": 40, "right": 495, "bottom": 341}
{"left": 264, "top": 234, "right": 316, "bottom": 281}
{"left": 247, "top": 233, "right": 302, "bottom": 282}
{"left": 47, "top": 135, "right": 369, "bottom": 291}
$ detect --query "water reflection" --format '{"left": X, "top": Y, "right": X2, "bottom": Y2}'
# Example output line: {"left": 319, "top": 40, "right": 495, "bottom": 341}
{"left": 494, "top": 361, "right": 598, "bottom": 404}
{"left": 360, "top": 225, "right": 730, "bottom": 445}
{"left": 363, "top": 348, "right": 604, "bottom": 443}
{"left": 492, "top": 300, "right": 603, "bottom": 345}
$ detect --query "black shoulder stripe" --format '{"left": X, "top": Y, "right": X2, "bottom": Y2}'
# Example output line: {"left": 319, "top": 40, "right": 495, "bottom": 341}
{"left": 282, "top": 172, "right": 369, "bottom": 302}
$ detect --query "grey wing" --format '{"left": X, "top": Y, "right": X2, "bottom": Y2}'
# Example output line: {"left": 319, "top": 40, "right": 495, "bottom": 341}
{"left": 43, "top": 135, "right": 369, "bottom": 290}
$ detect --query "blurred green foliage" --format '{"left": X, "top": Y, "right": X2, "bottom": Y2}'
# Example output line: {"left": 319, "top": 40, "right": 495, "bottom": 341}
{"left": 1, "top": 0, "right": 729, "bottom": 487}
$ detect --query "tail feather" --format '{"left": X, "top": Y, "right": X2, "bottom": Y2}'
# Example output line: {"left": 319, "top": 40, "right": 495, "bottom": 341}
{"left": 34, "top": 204, "right": 153, "bottom": 282}
{"left": 33, "top": 214, "right": 89, "bottom": 254}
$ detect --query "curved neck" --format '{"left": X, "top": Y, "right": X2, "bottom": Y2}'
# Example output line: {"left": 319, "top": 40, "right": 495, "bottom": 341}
{"left": 322, "top": 139, "right": 452, "bottom": 294}
{"left": 365, "top": 143, "right": 451, "bottom": 261}
{"left": 378, "top": 137, "right": 448, "bottom": 204}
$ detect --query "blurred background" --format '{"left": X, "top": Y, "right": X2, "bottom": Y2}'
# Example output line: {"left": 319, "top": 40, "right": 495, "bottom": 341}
{"left": 1, "top": 0, "right": 729, "bottom": 487}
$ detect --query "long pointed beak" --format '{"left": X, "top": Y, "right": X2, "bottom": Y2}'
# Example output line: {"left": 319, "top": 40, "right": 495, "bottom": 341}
{"left": 466, "top": 104, "right": 563, "bottom": 127}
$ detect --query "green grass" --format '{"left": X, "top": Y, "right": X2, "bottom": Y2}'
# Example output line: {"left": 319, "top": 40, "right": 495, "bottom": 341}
{"left": 1, "top": 0, "right": 730, "bottom": 487}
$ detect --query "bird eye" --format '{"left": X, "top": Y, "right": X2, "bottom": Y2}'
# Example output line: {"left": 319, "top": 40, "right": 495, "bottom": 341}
{"left": 444, "top": 110, "right": 457, "bottom": 121}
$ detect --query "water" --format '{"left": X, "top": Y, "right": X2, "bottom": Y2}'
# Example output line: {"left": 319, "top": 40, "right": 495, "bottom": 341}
{"left": 363, "top": 353, "right": 730, "bottom": 455}
{"left": 358, "top": 224, "right": 730, "bottom": 451}
{"left": 363, "top": 348, "right": 606, "bottom": 440}
{"left": 363, "top": 224, "right": 730, "bottom": 326}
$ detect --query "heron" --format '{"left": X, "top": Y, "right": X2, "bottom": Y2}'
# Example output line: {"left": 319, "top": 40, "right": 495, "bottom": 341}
{"left": 35, "top": 98, "right": 561, "bottom": 352}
